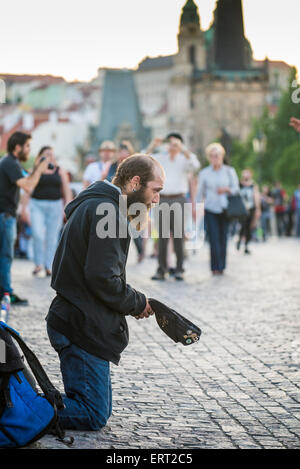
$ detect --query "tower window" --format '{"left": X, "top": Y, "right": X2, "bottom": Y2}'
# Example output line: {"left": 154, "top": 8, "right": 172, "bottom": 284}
{"left": 189, "top": 45, "right": 196, "bottom": 66}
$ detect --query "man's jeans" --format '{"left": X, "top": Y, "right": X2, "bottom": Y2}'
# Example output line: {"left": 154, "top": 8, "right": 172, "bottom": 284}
{"left": 47, "top": 325, "right": 112, "bottom": 430}
{"left": 0, "top": 213, "right": 17, "bottom": 298}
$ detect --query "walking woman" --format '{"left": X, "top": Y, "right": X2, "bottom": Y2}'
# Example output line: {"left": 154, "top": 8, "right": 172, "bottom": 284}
{"left": 28, "top": 146, "right": 72, "bottom": 276}
{"left": 197, "top": 143, "right": 239, "bottom": 275}
{"left": 237, "top": 169, "right": 261, "bottom": 254}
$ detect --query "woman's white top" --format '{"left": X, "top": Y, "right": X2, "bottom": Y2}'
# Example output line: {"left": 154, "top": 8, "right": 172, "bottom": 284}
{"left": 197, "top": 164, "right": 240, "bottom": 214}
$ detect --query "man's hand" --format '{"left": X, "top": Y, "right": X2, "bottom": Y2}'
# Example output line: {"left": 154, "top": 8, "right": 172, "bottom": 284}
{"left": 290, "top": 117, "right": 300, "bottom": 133}
{"left": 36, "top": 155, "right": 51, "bottom": 174}
{"left": 135, "top": 299, "right": 154, "bottom": 320}
{"left": 146, "top": 137, "right": 163, "bottom": 154}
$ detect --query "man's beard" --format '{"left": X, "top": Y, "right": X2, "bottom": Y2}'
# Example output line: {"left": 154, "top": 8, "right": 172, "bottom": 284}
{"left": 126, "top": 186, "right": 151, "bottom": 231}
{"left": 17, "top": 149, "right": 29, "bottom": 162}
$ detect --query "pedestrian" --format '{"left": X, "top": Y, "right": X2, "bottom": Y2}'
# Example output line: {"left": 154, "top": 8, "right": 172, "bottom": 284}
{"left": 24, "top": 146, "right": 73, "bottom": 277}
{"left": 83, "top": 141, "right": 116, "bottom": 188}
{"left": 294, "top": 183, "right": 300, "bottom": 237}
{"left": 102, "top": 140, "right": 134, "bottom": 182}
{"left": 260, "top": 185, "right": 274, "bottom": 241}
{"left": 272, "top": 182, "right": 287, "bottom": 237}
{"left": 286, "top": 193, "right": 296, "bottom": 237}
{"left": 46, "top": 154, "right": 165, "bottom": 430}
{"left": 0, "top": 131, "right": 50, "bottom": 305}
{"left": 101, "top": 140, "right": 145, "bottom": 262}
{"left": 148, "top": 133, "right": 200, "bottom": 281}
{"left": 237, "top": 169, "right": 261, "bottom": 254}
{"left": 197, "top": 143, "right": 239, "bottom": 275}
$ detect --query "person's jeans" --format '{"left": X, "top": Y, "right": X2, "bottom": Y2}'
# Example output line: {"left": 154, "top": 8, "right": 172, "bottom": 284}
{"left": 0, "top": 213, "right": 17, "bottom": 298}
{"left": 47, "top": 325, "right": 112, "bottom": 430}
{"left": 275, "top": 211, "right": 286, "bottom": 237}
{"left": 296, "top": 209, "right": 300, "bottom": 238}
{"left": 205, "top": 210, "right": 229, "bottom": 272}
{"left": 261, "top": 211, "right": 271, "bottom": 240}
{"left": 30, "top": 199, "right": 63, "bottom": 270}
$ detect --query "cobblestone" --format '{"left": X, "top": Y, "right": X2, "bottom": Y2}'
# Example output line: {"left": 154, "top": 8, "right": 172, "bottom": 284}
{"left": 8, "top": 238, "right": 300, "bottom": 449}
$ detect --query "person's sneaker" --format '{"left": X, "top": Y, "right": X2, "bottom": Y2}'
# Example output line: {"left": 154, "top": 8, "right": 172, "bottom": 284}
{"left": 174, "top": 272, "right": 184, "bottom": 281}
{"left": 151, "top": 271, "right": 165, "bottom": 281}
{"left": 10, "top": 293, "right": 28, "bottom": 306}
{"left": 168, "top": 267, "right": 176, "bottom": 277}
{"left": 244, "top": 247, "right": 251, "bottom": 255}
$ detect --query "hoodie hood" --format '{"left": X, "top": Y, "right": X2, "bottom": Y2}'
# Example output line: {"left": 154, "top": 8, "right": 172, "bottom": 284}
{"left": 65, "top": 181, "right": 121, "bottom": 219}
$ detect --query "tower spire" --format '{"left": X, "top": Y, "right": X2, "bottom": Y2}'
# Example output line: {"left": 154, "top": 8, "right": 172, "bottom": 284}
{"left": 214, "top": 0, "right": 247, "bottom": 70}
{"left": 180, "top": 0, "right": 200, "bottom": 27}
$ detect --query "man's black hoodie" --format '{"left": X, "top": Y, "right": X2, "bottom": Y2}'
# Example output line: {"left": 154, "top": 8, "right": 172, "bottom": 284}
{"left": 46, "top": 181, "right": 146, "bottom": 365}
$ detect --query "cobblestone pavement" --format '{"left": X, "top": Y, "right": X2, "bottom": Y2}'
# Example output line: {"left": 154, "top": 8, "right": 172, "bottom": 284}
{"left": 8, "top": 238, "right": 300, "bottom": 449}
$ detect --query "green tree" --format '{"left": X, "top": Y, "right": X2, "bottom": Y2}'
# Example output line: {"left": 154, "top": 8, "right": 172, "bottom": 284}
{"left": 230, "top": 67, "right": 300, "bottom": 187}
{"left": 266, "top": 67, "right": 300, "bottom": 181}
{"left": 274, "top": 142, "right": 300, "bottom": 193}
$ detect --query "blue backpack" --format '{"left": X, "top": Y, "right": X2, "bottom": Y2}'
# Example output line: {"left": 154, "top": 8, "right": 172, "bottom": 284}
{"left": 0, "top": 321, "right": 73, "bottom": 448}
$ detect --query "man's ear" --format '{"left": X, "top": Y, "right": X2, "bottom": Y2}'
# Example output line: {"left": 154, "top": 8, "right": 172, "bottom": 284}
{"left": 131, "top": 175, "right": 141, "bottom": 189}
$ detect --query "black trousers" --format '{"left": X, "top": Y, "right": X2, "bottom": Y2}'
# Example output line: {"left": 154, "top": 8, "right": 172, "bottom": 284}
{"left": 157, "top": 196, "right": 186, "bottom": 274}
{"left": 239, "top": 208, "right": 256, "bottom": 246}
{"left": 205, "top": 210, "right": 228, "bottom": 272}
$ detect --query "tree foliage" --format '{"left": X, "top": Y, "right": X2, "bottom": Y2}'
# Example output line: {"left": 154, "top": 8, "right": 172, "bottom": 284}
{"left": 229, "top": 67, "right": 300, "bottom": 192}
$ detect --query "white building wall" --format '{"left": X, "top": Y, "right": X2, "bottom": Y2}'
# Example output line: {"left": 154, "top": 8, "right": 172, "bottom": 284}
{"left": 31, "top": 120, "right": 89, "bottom": 174}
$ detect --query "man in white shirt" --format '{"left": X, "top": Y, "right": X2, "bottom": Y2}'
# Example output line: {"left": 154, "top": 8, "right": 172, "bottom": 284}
{"left": 83, "top": 141, "right": 116, "bottom": 188}
{"left": 147, "top": 133, "right": 200, "bottom": 281}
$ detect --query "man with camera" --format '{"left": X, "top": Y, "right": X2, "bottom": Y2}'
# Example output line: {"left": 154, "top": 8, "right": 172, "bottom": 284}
{"left": 0, "top": 131, "right": 50, "bottom": 305}
{"left": 147, "top": 133, "right": 200, "bottom": 281}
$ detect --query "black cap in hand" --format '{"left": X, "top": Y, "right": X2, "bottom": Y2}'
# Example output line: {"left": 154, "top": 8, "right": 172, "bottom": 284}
{"left": 149, "top": 298, "right": 202, "bottom": 346}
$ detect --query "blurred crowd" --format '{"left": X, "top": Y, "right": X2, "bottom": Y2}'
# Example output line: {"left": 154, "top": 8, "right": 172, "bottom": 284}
{"left": 13, "top": 136, "right": 300, "bottom": 272}
{"left": 0, "top": 118, "right": 299, "bottom": 305}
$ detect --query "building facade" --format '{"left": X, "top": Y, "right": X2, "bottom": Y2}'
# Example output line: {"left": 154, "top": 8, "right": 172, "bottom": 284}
{"left": 135, "top": 0, "right": 291, "bottom": 154}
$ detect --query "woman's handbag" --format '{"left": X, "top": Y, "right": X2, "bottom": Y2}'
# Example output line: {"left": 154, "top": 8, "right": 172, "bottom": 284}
{"left": 224, "top": 167, "right": 248, "bottom": 220}
{"left": 225, "top": 193, "right": 248, "bottom": 220}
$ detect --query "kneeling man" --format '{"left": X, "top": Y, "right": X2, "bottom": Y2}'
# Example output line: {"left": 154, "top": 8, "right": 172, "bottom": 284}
{"left": 46, "top": 154, "right": 165, "bottom": 430}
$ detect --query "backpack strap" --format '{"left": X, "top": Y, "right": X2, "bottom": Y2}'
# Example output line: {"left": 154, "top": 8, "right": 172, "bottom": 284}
{"left": 0, "top": 323, "right": 74, "bottom": 446}
{"left": 1, "top": 323, "right": 64, "bottom": 411}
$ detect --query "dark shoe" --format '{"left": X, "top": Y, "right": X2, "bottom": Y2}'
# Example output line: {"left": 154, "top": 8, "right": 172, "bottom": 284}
{"left": 174, "top": 272, "right": 184, "bottom": 281}
{"left": 151, "top": 271, "right": 165, "bottom": 281}
{"left": 244, "top": 248, "right": 251, "bottom": 255}
{"left": 212, "top": 270, "right": 222, "bottom": 276}
{"left": 45, "top": 269, "right": 52, "bottom": 277}
{"left": 10, "top": 293, "right": 28, "bottom": 306}
{"left": 168, "top": 267, "right": 176, "bottom": 277}
{"left": 32, "top": 266, "right": 42, "bottom": 276}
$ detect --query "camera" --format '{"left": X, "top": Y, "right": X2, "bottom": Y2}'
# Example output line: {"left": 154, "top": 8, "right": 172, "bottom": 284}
{"left": 40, "top": 156, "right": 54, "bottom": 170}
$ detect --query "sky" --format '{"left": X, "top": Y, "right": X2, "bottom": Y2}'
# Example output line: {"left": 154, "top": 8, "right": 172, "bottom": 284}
{"left": 0, "top": 0, "right": 299, "bottom": 82}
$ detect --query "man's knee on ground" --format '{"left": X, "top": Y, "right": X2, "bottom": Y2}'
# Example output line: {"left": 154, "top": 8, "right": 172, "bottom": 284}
{"left": 87, "top": 406, "right": 111, "bottom": 431}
